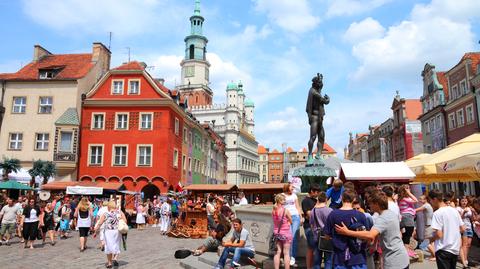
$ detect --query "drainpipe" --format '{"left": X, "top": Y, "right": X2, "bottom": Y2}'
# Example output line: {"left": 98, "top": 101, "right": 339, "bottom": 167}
{"left": 0, "top": 80, "right": 6, "bottom": 132}
{"left": 76, "top": 93, "right": 87, "bottom": 182}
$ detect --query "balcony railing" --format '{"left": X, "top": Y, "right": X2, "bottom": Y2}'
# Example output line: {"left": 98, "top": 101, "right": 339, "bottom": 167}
{"left": 54, "top": 152, "right": 76, "bottom": 162}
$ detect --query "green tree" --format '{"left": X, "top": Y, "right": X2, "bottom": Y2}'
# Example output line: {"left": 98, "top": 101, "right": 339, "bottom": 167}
{"left": 0, "top": 157, "right": 22, "bottom": 181}
{"left": 41, "top": 161, "right": 56, "bottom": 185}
{"left": 28, "top": 160, "right": 56, "bottom": 186}
{"left": 28, "top": 160, "right": 44, "bottom": 187}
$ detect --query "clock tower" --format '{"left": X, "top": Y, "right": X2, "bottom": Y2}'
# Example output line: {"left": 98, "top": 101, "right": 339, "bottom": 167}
{"left": 178, "top": 0, "right": 213, "bottom": 106}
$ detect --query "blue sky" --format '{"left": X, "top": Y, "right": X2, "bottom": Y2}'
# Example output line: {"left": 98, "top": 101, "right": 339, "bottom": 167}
{"left": 1, "top": 0, "right": 479, "bottom": 157}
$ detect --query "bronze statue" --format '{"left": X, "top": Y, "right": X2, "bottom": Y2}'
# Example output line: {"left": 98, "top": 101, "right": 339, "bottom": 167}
{"left": 306, "top": 73, "right": 329, "bottom": 162}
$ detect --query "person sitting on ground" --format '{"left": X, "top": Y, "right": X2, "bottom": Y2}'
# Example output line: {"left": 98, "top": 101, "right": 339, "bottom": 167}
{"left": 214, "top": 218, "right": 255, "bottom": 269}
{"left": 192, "top": 224, "right": 226, "bottom": 256}
{"left": 326, "top": 179, "right": 344, "bottom": 209}
{"left": 336, "top": 191, "right": 409, "bottom": 269}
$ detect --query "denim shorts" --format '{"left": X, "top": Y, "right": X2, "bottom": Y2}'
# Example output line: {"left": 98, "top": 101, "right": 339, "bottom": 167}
{"left": 304, "top": 227, "right": 317, "bottom": 249}
{"left": 463, "top": 228, "right": 473, "bottom": 238}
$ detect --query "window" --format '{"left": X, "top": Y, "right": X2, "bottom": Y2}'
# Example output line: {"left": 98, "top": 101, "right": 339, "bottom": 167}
{"left": 92, "top": 113, "right": 105, "bottom": 130}
{"left": 137, "top": 145, "right": 152, "bottom": 166}
{"left": 12, "top": 97, "right": 26, "bottom": 113}
{"left": 140, "top": 113, "right": 152, "bottom": 130}
{"left": 424, "top": 121, "right": 430, "bottom": 134}
{"left": 183, "top": 127, "right": 188, "bottom": 143}
{"left": 89, "top": 145, "right": 103, "bottom": 166}
{"left": 112, "top": 80, "right": 124, "bottom": 94}
{"left": 460, "top": 80, "right": 467, "bottom": 95}
{"left": 115, "top": 113, "right": 129, "bottom": 130}
{"left": 8, "top": 133, "right": 22, "bottom": 150}
{"left": 451, "top": 85, "right": 458, "bottom": 100}
{"left": 430, "top": 118, "right": 435, "bottom": 132}
{"left": 174, "top": 118, "right": 180, "bottom": 135}
{"left": 128, "top": 80, "right": 140, "bottom": 94}
{"left": 435, "top": 114, "right": 442, "bottom": 129}
{"left": 185, "top": 66, "right": 194, "bottom": 77}
{"left": 38, "top": 97, "right": 52, "bottom": 114}
{"left": 182, "top": 155, "right": 186, "bottom": 170}
{"left": 173, "top": 149, "right": 179, "bottom": 168}
{"left": 39, "top": 70, "right": 56, "bottom": 79}
{"left": 456, "top": 109, "right": 465, "bottom": 127}
{"left": 448, "top": 113, "right": 456, "bottom": 129}
{"left": 466, "top": 104, "right": 474, "bottom": 123}
{"left": 188, "top": 157, "right": 192, "bottom": 172}
{"left": 113, "top": 145, "right": 127, "bottom": 166}
{"left": 35, "top": 133, "right": 49, "bottom": 150}
{"left": 59, "top": 131, "right": 73, "bottom": 152}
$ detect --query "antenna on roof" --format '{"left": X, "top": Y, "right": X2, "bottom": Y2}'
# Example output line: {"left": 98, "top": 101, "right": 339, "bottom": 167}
{"left": 108, "top": 32, "right": 112, "bottom": 50}
{"left": 125, "top": 47, "right": 131, "bottom": 62}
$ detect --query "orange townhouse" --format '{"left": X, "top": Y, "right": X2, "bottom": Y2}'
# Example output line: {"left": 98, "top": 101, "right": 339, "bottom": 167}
{"left": 78, "top": 61, "right": 185, "bottom": 199}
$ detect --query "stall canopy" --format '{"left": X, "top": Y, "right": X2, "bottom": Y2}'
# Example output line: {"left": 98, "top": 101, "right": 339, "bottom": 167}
{"left": 339, "top": 162, "right": 415, "bottom": 183}
{"left": 407, "top": 133, "right": 480, "bottom": 183}
{"left": 183, "top": 184, "right": 237, "bottom": 193}
{"left": 0, "top": 168, "right": 47, "bottom": 185}
{"left": 238, "top": 183, "right": 285, "bottom": 193}
{"left": 42, "top": 181, "right": 125, "bottom": 192}
{"left": 0, "top": 180, "right": 33, "bottom": 190}
{"left": 66, "top": 186, "right": 103, "bottom": 195}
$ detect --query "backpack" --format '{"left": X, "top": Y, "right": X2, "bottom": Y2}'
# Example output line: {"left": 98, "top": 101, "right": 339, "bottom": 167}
{"left": 171, "top": 202, "right": 178, "bottom": 213}
{"left": 347, "top": 216, "right": 367, "bottom": 254}
{"left": 57, "top": 206, "right": 63, "bottom": 217}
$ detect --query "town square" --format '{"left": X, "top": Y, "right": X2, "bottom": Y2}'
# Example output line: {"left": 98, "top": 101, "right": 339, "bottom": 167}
{"left": 0, "top": 0, "right": 480, "bottom": 269}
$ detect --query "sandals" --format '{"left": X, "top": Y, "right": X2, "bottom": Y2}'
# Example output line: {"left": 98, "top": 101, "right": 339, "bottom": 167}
{"left": 113, "top": 260, "right": 119, "bottom": 267}
{"left": 105, "top": 264, "right": 112, "bottom": 268}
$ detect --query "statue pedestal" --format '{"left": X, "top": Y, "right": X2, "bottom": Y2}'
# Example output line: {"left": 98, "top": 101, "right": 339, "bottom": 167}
{"left": 292, "top": 158, "right": 337, "bottom": 192}
{"left": 233, "top": 205, "right": 308, "bottom": 257}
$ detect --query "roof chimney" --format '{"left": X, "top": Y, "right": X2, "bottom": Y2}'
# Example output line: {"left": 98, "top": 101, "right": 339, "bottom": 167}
{"left": 92, "top": 42, "right": 111, "bottom": 71}
{"left": 33, "top": 45, "right": 52, "bottom": 62}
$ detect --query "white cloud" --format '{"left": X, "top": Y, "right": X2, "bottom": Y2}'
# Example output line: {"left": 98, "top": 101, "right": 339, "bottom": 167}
{"left": 343, "top": 17, "right": 385, "bottom": 44}
{"left": 349, "top": 0, "right": 479, "bottom": 83}
{"left": 326, "top": 0, "right": 392, "bottom": 18}
{"left": 253, "top": 0, "right": 320, "bottom": 33}
{"left": 21, "top": 0, "right": 189, "bottom": 37}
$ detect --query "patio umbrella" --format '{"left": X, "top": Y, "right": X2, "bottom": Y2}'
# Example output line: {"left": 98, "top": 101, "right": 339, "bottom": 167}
{"left": 434, "top": 133, "right": 480, "bottom": 174}
{"left": 407, "top": 134, "right": 480, "bottom": 183}
{"left": 0, "top": 180, "right": 33, "bottom": 190}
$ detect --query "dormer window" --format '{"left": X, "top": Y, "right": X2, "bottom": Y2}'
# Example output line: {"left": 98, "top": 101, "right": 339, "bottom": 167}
{"left": 39, "top": 69, "right": 59, "bottom": 79}
{"left": 111, "top": 79, "right": 124, "bottom": 95}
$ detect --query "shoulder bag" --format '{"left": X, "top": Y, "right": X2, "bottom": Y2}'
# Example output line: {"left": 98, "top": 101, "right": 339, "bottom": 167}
{"left": 313, "top": 208, "right": 333, "bottom": 253}
{"left": 268, "top": 208, "right": 286, "bottom": 256}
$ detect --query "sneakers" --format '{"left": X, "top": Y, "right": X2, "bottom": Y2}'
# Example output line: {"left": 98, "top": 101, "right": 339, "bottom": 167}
{"left": 290, "top": 257, "right": 296, "bottom": 266}
{"left": 232, "top": 261, "right": 241, "bottom": 267}
{"left": 213, "top": 265, "right": 223, "bottom": 269}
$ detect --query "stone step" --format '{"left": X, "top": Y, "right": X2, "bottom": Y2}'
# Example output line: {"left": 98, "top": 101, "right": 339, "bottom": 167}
{"left": 179, "top": 255, "right": 213, "bottom": 269}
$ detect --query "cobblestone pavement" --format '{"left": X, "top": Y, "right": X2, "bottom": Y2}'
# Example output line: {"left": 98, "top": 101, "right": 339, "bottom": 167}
{"left": 0, "top": 227, "right": 201, "bottom": 269}
{"left": 0, "top": 227, "right": 478, "bottom": 269}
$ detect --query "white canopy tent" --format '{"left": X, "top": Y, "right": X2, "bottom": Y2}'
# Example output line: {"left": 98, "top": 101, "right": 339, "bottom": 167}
{"left": 66, "top": 186, "right": 104, "bottom": 195}
{"left": 339, "top": 162, "right": 415, "bottom": 183}
{"left": 0, "top": 168, "right": 50, "bottom": 185}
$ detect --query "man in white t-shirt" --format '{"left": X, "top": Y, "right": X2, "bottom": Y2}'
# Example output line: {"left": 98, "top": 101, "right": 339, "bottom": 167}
{"left": 428, "top": 189, "right": 464, "bottom": 269}
{"left": 237, "top": 192, "right": 248, "bottom": 206}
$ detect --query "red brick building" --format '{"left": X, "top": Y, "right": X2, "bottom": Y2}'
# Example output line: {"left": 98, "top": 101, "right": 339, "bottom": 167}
{"left": 268, "top": 149, "right": 283, "bottom": 183}
{"left": 391, "top": 94, "right": 423, "bottom": 161}
{"left": 78, "top": 62, "right": 185, "bottom": 197}
{"left": 444, "top": 52, "right": 480, "bottom": 144}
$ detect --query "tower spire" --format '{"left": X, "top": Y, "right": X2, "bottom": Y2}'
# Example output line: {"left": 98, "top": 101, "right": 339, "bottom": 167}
{"left": 194, "top": 0, "right": 201, "bottom": 16}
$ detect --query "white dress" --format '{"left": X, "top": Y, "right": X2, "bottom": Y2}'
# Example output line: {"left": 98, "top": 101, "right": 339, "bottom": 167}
{"left": 136, "top": 206, "right": 146, "bottom": 224}
{"left": 103, "top": 211, "right": 121, "bottom": 255}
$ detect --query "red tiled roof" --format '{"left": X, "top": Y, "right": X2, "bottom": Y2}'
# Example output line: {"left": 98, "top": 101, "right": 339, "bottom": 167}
{"left": 301, "top": 148, "right": 307, "bottom": 153}
{"left": 271, "top": 149, "right": 280, "bottom": 154}
{"left": 286, "top": 147, "right": 294, "bottom": 153}
{"left": 0, "top": 54, "right": 94, "bottom": 81}
{"left": 323, "top": 143, "right": 336, "bottom": 153}
{"left": 436, "top": 71, "right": 449, "bottom": 99}
{"left": 113, "top": 61, "right": 145, "bottom": 71}
{"left": 258, "top": 145, "right": 268, "bottom": 154}
{"left": 404, "top": 99, "right": 422, "bottom": 120}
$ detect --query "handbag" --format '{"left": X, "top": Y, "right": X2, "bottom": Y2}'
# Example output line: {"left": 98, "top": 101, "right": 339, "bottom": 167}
{"left": 268, "top": 208, "right": 286, "bottom": 256}
{"left": 118, "top": 218, "right": 129, "bottom": 234}
{"left": 313, "top": 208, "right": 333, "bottom": 252}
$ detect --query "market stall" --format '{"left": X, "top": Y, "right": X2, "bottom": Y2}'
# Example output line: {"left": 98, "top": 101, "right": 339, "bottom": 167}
{"left": 237, "top": 183, "right": 285, "bottom": 204}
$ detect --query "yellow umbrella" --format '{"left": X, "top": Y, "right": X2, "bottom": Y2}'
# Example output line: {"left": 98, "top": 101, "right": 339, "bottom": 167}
{"left": 434, "top": 133, "right": 480, "bottom": 174}
{"left": 408, "top": 134, "right": 480, "bottom": 183}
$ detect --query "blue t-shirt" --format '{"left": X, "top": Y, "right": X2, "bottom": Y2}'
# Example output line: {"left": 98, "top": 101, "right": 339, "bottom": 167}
{"left": 324, "top": 209, "right": 369, "bottom": 266}
{"left": 326, "top": 187, "right": 344, "bottom": 208}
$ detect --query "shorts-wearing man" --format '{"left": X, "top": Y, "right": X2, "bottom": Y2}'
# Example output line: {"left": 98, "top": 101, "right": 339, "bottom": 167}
{"left": 0, "top": 198, "right": 18, "bottom": 245}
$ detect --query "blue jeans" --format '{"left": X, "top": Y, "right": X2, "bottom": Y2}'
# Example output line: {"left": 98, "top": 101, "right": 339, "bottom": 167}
{"left": 334, "top": 264, "right": 367, "bottom": 269}
{"left": 217, "top": 247, "right": 255, "bottom": 267}
{"left": 290, "top": 215, "right": 301, "bottom": 259}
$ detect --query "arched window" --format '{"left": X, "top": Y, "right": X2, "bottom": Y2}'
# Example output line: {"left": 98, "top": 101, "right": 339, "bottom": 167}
{"left": 195, "top": 96, "right": 199, "bottom": 103}
{"left": 189, "top": 44, "right": 194, "bottom": 59}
